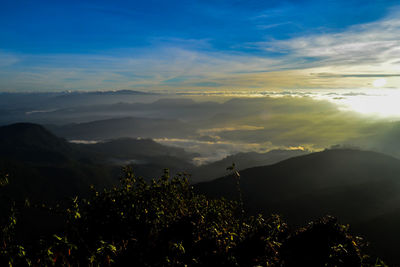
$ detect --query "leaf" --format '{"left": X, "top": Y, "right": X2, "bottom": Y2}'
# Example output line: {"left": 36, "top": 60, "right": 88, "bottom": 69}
{"left": 53, "top": 235, "right": 62, "bottom": 241}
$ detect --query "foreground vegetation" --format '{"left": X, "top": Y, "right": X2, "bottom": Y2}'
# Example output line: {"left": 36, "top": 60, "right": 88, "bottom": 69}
{"left": 0, "top": 169, "right": 387, "bottom": 266}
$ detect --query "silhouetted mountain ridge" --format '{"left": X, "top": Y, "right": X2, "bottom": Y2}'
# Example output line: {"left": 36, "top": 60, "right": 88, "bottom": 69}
{"left": 190, "top": 149, "right": 308, "bottom": 183}
{"left": 88, "top": 137, "right": 197, "bottom": 161}
{"left": 0, "top": 123, "right": 73, "bottom": 163}
{"left": 0, "top": 123, "right": 196, "bottom": 201}
{"left": 195, "top": 148, "right": 400, "bottom": 263}
{"left": 48, "top": 117, "right": 193, "bottom": 140}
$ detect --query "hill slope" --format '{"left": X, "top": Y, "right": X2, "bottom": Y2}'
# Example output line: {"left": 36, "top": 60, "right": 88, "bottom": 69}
{"left": 0, "top": 123, "right": 117, "bottom": 201}
{"left": 48, "top": 117, "right": 193, "bottom": 140}
{"left": 190, "top": 149, "right": 308, "bottom": 183}
{"left": 0, "top": 123, "right": 74, "bottom": 163}
{"left": 0, "top": 123, "right": 197, "bottom": 201}
{"left": 195, "top": 149, "right": 400, "bottom": 263}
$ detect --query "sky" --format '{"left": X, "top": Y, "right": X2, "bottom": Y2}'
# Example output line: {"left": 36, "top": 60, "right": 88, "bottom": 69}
{"left": 0, "top": 0, "right": 400, "bottom": 92}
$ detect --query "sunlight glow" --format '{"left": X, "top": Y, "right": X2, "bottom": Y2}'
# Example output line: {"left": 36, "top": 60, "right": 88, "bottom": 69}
{"left": 373, "top": 79, "right": 387, "bottom": 87}
{"left": 328, "top": 89, "right": 400, "bottom": 118}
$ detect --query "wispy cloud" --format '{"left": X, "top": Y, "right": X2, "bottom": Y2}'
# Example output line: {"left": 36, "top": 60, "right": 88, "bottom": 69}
{"left": 1, "top": 6, "right": 400, "bottom": 91}
{"left": 198, "top": 125, "right": 264, "bottom": 135}
{"left": 0, "top": 51, "right": 20, "bottom": 67}
{"left": 257, "top": 7, "right": 400, "bottom": 70}
{"left": 315, "top": 73, "right": 400, "bottom": 78}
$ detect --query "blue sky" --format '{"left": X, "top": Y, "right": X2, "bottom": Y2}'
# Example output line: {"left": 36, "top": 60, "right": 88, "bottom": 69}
{"left": 1, "top": 0, "right": 399, "bottom": 91}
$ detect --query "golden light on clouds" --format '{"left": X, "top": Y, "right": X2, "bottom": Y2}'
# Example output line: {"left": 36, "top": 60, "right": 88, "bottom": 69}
{"left": 324, "top": 88, "right": 400, "bottom": 118}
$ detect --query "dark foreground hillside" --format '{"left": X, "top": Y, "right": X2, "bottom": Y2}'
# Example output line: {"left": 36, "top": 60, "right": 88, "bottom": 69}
{"left": 0, "top": 169, "right": 384, "bottom": 266}
{"left": 0, "top": 123, "right": 196, "bottom": 202}
{"left": 0, "top": 123, "right": 393, "bottom": 265}
{"left": 195, "top": 149, "right": 400, "bottom": 264}
{"left": 0, "top": 123, "right": 118, "bottom": 201}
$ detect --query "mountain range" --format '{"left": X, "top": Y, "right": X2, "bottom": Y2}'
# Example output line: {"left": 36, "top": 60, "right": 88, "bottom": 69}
{"left": 2, "top": 122, "right": 400, "bottom": 262}
{"left": 0, "top": 123, "right": 304, "bottom": 200}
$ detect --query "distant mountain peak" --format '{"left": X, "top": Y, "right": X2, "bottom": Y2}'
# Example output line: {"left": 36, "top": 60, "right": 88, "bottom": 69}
{"left": 0, "top": 122, "right": 60, "bottom": 142}
{"left": 0, "top": 123, "right": 71, "bottom": 162}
